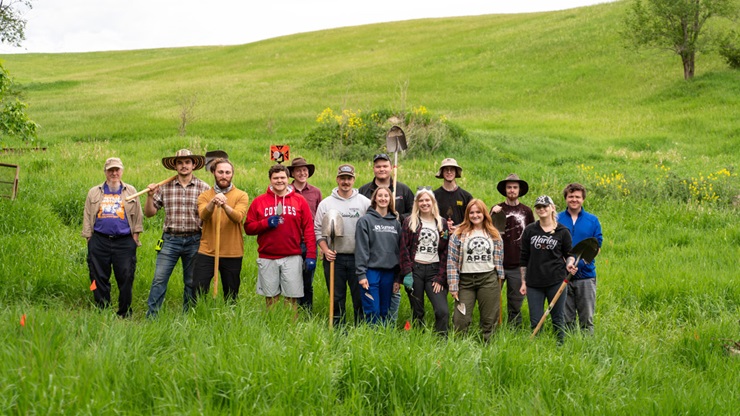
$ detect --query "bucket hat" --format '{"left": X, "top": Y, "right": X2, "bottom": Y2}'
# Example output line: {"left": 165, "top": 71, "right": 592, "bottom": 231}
{"left": 435, "top": 158, "right": 462, "bottom": 179}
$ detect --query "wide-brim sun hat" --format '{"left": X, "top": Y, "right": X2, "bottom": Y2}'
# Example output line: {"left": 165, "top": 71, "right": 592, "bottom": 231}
{"left": 435, "top": 158, "right": 462, "bottom": 179}
{"left": 162, "top": 149, "right": 206, "bottom": 171}
{"left": 287, "top": 157, "right": 316, "bottom": 178}
{"left": 205, "top": 150, "right": 229, "bottom": 172}
{"left": 497, "top": 173, "right": 529, "bottom": 197}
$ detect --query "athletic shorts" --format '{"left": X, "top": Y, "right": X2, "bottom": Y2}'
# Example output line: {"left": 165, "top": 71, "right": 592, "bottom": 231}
{"left": 256, "top": 255, "right": 303, "bottom": 298}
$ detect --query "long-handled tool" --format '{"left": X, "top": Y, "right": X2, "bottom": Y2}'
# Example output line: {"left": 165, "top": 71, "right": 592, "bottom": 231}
{"left": 212, "top": 206, "right": 222, "bottom": 298}
{"left": 530, "top": 237, "right": 600, "bottom": 339}
{"left": 321, "top": 209, "right": 344, "bottom": 328}
{"left": 385, "top": 126, "right": 407, "bottom": 202}
{"left": 124, "top": 175, "right": 177, "bottom": 201}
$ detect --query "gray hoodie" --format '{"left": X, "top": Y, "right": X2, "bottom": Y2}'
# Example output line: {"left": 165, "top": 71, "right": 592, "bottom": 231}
{"left": 354, "top": 207, "right": 402, "bottom": 282}
{"left": 313, "top": 188, "right": 371, "bottom": 254}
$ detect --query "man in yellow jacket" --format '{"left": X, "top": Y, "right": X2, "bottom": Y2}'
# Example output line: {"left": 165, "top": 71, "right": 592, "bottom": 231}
{"left": 192, "top": 158, "right": 249, "bottom": 302}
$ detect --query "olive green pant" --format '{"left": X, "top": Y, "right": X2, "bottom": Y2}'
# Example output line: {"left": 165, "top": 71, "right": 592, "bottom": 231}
{"left": 452, "top": 270, "right": 500, "bottom": 342}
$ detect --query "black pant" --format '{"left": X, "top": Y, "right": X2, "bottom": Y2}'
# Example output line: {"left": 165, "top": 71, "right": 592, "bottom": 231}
{"left": 409, "top": 262, "right": 449, "bottom": 335}
{"left": 192, "top": 253, "right": 242, "bottom": 303}
{"left": 87, "top": 232, "right": 137, "bottom": 317}
{"left": 298, "top": 242, "right": 315, "bottom": 311}
{"left": 324, "top": 254, "right": 363, "bottom": 326}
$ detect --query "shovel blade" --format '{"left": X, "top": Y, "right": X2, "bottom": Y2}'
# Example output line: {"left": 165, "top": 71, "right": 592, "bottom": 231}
{"left": 456, "top": 301, "right": 466, "bottom": 315}
{"left": 385, "top": 126, "right": 407, "bottom": 152}
{"left": 571, "top": 237, "right": 600, "bottom": 264}
{"left": 491, "top": 210, "right": 506, "bottom": 233}
{"left": 276, "top": 202, "right": 283, "bottom": 216}
{"left": 321, "top": 209, "right": 344, "bottom": 238}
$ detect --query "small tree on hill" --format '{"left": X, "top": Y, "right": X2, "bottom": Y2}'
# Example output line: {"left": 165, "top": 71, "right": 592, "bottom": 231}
{"left": 623, "top": 0, "right": 739, "bottom": 80}
{"left": 0, "top": 0, "right": 38, "bottom": 144}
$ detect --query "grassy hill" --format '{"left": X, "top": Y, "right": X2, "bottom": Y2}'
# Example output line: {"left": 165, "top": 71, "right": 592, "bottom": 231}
{"left": 1, "top": 1, "right": 739, "bottom": 414}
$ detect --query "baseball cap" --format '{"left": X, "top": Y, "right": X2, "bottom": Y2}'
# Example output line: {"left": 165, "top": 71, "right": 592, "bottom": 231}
{"left": 336, "top": 164, "right": 355, "bottom": 177}
{"left": 534, "top": 195, "right": 555, "bottom": 207}
{"left": 373, "top": 153, "right": 391, "bottom": 163}
{"left": 104, "top": 157, "right": 123, "bottom": 170}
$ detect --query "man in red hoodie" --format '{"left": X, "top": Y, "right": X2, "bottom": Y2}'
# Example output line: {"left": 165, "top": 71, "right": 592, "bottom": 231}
{"left": 245, "top": 164, "right": 317, "bottom": 310}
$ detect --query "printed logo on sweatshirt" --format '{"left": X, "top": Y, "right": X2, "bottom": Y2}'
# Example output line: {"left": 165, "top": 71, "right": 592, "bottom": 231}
{"left": 373, "top": 224, "right": 398, "bottom": 234}
{"left": 530, "top": 234, "right": 558, "bottom": 250}
{"left": 264, "top": 205, "right": 298, "bottom": 217}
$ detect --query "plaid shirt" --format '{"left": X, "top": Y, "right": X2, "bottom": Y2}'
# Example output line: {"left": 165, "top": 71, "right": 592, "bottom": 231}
{"left": 446, "top": 231, "right": 504, "bottom": 293}
{"left": 153, "top": 177, "right": 210, "bottom": 233}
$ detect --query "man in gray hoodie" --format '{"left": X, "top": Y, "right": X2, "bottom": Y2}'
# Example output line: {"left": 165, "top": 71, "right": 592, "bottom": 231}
{"left": 313, "top": 164, "right": 371, "bottom": 326}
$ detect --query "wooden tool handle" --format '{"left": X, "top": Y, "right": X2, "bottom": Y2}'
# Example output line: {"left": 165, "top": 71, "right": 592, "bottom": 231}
{"left": 124, "top": 175, "right": 177, "bottom": 201}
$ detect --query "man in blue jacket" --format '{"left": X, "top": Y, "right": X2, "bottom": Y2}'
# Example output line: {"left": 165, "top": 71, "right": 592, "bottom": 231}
{"left": 557, "top": 183, "right": 603, "bottom": 335}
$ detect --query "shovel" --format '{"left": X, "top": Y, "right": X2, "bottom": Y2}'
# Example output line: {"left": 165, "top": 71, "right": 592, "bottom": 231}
{"left": 212, "top": 206, "right": 221, "bottom": 298}
{"left": 530, "top": 237, "right": 600, "bottom": 339}
{"left": 385, "top": 126, "right": 407, "bottom": 203}
{"left": 321, "top": 209, "right": 344, "bottom": 328}
{"left": 276, "top": 201, "right": 283, "bottom": 217}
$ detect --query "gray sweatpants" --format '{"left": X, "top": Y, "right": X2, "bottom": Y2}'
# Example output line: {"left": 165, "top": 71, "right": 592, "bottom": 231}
{"left": 564, "top": 278, "right": 596, "bottom": 334}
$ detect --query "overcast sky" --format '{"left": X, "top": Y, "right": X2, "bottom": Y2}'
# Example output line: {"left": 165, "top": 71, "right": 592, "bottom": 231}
{"left": 1, "top": 0, "right": 616, "bottom": 54}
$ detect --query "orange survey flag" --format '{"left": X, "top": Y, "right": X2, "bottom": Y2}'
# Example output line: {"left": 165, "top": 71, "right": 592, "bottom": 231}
{"left": 20, "top": 314, "right": 26, "bottom": 327}
{"left": 404, "top": 320, "right": 411, "bottom": 331}
{"left": 90, "top": 280, "right": 97, "bottom": 291}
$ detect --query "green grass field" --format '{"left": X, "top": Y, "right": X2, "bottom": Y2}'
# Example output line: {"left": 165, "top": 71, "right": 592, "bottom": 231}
{"left": 1, "top": 1, "right": 740, "bottom": 414}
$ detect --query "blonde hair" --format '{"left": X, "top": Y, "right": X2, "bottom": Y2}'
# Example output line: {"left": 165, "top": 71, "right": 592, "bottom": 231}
{"left": 454, "top": 199, "right": 501, "bottom": 241}
{"left": 408, "top": 189, "right": 443, "bottom": 232}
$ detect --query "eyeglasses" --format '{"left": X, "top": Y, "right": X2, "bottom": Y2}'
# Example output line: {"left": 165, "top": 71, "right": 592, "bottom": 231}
{"left": 417, "top": 186, "right": 432, "bottom": 191}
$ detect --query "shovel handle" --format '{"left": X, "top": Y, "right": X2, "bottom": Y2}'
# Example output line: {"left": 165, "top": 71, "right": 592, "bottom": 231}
{"left": 329, "top": 261, "right": 335, "bottom": 329}
{"left": 212, "top": 206, "right": 221, "bottom": 298}
{"left": 530, "top": 279, "right": 569, "bottom": 339}
{"left": 124, "top": 175, "right": 177, "bottom": 201}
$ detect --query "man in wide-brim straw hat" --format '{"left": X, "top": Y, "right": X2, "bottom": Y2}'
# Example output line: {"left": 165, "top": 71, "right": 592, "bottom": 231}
{"left": 287, "top": 157, "right": 323, "bottom": 313}
{"left": 490, "top": 173, "right": 534, "bottom": 328}
{"left": 144, "top": 149, "right": 210, "bottom": 318}
{"left": 433, "top": 157, "right": 473, "bottom": 231}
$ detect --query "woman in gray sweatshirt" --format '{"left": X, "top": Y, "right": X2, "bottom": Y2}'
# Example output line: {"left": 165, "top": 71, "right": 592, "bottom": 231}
{"left": 355, "top": 186, "right": 402, "bottom": 325}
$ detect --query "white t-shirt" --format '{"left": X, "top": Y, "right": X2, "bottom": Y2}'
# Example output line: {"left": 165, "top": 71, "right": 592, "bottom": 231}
{"left": 414, "top": 218, "right": 440, "bottom": 264}
{"left": 461, "top": 229, "right": 496, "bottom": 274}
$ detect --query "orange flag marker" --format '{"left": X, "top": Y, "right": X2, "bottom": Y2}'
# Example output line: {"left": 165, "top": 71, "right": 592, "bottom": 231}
{"left": 90, "top": 280, "right": 97, "bottom": 291}
{"left": 404, "top": 320, "right": 411, "bottom": 331}
{"left": 20, "top": 314, "right": 26, "bottom": 327}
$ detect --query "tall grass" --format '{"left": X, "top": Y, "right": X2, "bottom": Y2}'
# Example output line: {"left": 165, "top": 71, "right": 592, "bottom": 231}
{"left": 1, "top": 1, "right": 740, "bottom": 414}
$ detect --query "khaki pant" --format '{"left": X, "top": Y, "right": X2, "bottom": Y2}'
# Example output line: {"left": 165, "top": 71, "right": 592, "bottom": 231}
{"left": 453, "top": 270, "right": 500, "bottom": 342}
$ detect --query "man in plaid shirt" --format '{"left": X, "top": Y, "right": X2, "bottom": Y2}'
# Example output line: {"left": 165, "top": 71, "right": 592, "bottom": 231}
{"left": 145, "top": 149, "right": 210, "bottom": 317}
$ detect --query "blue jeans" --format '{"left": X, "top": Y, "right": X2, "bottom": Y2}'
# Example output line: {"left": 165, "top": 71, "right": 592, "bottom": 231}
{"left": 146, "top": 233, "right": 200, "bottom": 317}
{"left": 361, "top": 268, "right": 395, "bottom": 325}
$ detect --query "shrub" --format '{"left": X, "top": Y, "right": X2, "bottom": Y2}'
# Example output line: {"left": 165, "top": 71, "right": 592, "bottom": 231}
{"left": 719, "top": 32, "right": 740, "bottom": 70}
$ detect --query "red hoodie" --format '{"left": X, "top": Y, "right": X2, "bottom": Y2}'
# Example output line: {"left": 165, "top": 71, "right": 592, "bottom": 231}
{"left": 244, "top": 186, "right": 317, "bottom": 260}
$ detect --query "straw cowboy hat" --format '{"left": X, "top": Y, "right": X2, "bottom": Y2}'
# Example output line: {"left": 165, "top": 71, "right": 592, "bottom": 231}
{"left": 287, "top": 157, "right": 315, "bottom": 178}
{"left": 497, "top": 173, "right": 529, "bottom": 197}
{"left": 161, "top": 149, "right": 206, "bottom": 171}
{"left": 435, "top": 158, "right": 462, "bottom": 179}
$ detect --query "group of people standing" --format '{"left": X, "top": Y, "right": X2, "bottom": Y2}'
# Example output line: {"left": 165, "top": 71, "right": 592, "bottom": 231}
{"left": 83, "top": 149, "right": 602, "bottom": 342}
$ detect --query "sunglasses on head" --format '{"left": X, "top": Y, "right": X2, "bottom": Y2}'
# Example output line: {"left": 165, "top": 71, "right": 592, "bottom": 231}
{"left": 374, "top": 153, "right": 390, "bottom": 160}
{"left": 417, "top": 186, "right": 432, "bottom": 191}
{"left": 338, "top": 165, "right": 353, "bottom": 173}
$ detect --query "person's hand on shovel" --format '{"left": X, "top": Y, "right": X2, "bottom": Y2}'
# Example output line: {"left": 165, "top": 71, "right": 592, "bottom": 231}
{"left": 359, "top": 278, "right": 369, "bottom": 290}
{"left": 267, "top": 215, "right": 281, "bottom": 228}
{"left": 322, "top": 248, "right": 336, "bottom": 262}
{"left": 566, "top": 256, "right": 578, "bottom": 275}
